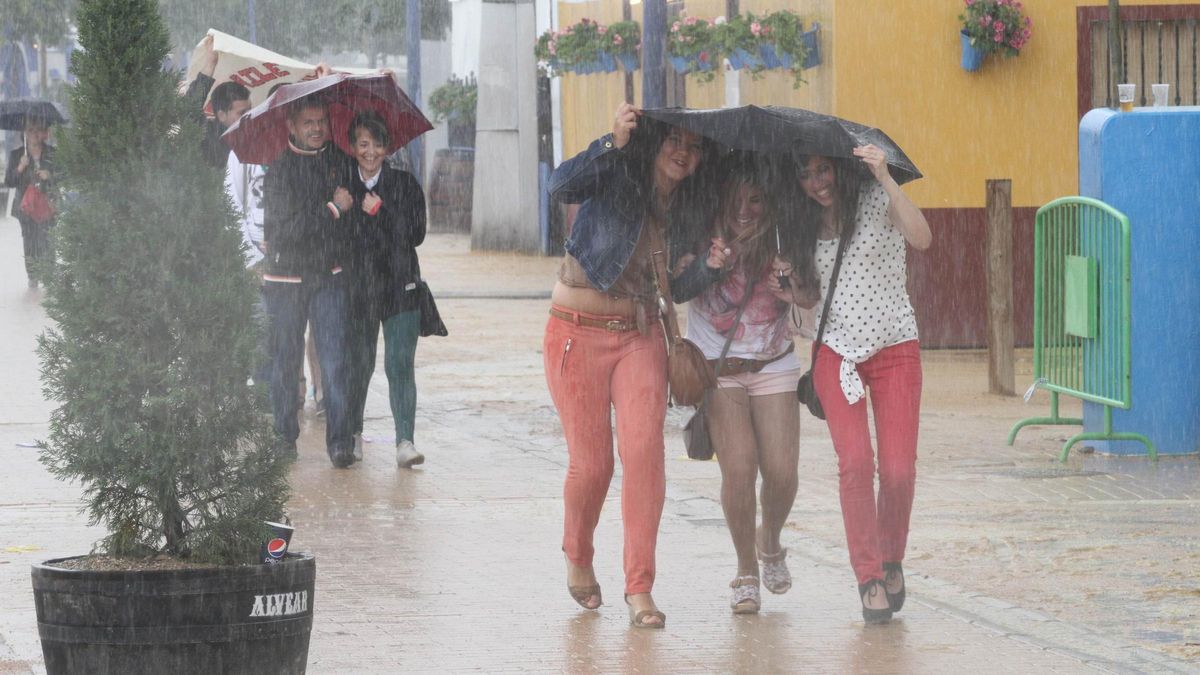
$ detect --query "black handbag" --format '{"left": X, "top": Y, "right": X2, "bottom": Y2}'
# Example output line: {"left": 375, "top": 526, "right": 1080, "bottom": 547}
{"left": 415, "top": 281, "right": 448, "bottom": 337}
{"left": 797, "top": 224, "right": 852, "bottom": 419}
{"left": 683, "top": 280, "right": 756, "bottom": 461}
{"left": 683, "top": 405, "right": 713, "bottom": 460}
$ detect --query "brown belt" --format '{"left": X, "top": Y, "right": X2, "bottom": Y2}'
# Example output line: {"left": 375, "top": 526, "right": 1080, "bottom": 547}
{"left": 549, "top": 307, "right": 639, "bottom": 332}
{"left": 710, "top": 343, "right": 796, "bottom": 377}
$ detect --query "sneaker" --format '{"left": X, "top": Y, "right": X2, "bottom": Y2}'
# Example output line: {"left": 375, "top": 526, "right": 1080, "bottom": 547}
{"left": 328, "top": 445, "right": 354, "bottom": 469}
{"left": 352, "top": 433, "right": 363, "bottom": 462}
{"left": 395, "top": 440, "right": 424, "bottom": 468}
{"left": 274, "top": 439, "right": 298, "bottom": 460}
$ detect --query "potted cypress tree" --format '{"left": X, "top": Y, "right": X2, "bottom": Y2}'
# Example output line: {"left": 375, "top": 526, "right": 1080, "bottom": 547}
{"left": 29, "top": 0, "right": 313, "bottom": 672}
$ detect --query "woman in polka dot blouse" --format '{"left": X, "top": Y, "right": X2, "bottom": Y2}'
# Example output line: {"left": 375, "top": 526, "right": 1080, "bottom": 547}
{"left": 797, "top": 145, "right": 931, "bottom": 624}
{"left": 677, "top": 156, "right": 820, "bottom": 615}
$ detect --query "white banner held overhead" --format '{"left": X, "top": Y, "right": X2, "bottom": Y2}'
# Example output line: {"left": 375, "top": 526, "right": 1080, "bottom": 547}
{"left": 183, "top": 29, "right": 373, "bottom": 115}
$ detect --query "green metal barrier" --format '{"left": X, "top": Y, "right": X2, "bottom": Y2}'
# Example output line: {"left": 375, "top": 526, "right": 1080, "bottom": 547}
{"left": 1007, "top": 196, "right": 1156, "bottom": 462}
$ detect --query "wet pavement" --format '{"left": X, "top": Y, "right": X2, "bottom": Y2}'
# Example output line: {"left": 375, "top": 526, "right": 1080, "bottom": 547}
{"left": 1, "top": 218, "right": 1198, "bottom": 673}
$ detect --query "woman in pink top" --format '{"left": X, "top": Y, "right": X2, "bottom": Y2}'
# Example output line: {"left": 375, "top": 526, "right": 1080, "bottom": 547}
{"left": 682, "top": 157, "right": 820, "bottom": 614}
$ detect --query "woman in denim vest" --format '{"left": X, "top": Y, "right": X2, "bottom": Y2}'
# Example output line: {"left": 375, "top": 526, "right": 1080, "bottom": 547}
{"left": 545, "top": 102, "right": 718, "bottom": 629}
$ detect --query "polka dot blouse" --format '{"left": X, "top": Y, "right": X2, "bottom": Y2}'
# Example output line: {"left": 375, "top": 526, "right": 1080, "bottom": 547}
{"left": 814, "top": 182, "right": 919, "bottom": 404}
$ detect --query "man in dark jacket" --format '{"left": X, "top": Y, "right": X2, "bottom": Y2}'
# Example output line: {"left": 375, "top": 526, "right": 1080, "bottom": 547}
{"left": 262, "top": 95, "right": 357, "bottom": 467}
{"left": 184, "top": 35, "right": 251, "bottom": 168}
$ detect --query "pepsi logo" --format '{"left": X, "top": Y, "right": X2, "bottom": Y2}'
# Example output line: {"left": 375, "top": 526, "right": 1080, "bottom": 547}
{"left": 266, "top": 538, "right": 288, "bottom": 558}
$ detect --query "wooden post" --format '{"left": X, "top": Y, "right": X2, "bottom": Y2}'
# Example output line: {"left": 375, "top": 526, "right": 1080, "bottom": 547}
{"left": 986, "top": 179, "right": 1016, "bottom": 395}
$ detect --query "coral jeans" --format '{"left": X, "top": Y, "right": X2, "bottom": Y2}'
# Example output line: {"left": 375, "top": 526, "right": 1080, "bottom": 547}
{"left": 814, "top": 340, "right": 922, "bottom": 585}
{"left": 543, "top": 309, "right": 667, "bottom": 595}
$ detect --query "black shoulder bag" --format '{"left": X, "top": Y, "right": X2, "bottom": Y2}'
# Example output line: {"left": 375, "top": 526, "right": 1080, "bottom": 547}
{"left": 796, "top": 230, "right": 852, "bottom": 420}
{"left": 684, "top": 280, "right": 756, "bottom": 460}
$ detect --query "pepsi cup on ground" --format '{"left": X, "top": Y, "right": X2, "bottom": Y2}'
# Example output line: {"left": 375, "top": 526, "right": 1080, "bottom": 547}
{"left": 260, "top": 521, "right": 294, "bottom": 564}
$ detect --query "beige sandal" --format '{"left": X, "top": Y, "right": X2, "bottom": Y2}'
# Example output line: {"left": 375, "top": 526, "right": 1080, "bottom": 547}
{"left": 565, "top": 555, "right": 601, "bottom": 610}
{"left": 568, "top": 583, "right": 602, "bottom": 610}
{"left": 625, "top": 594, "right": 666, "bottom": 629}
{"left": 730, "top": 575, "right": 761, "bottom": 614}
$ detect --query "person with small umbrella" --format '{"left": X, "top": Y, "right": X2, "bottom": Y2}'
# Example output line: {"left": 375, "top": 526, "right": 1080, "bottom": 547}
{"left": 674, "top": 154, "right": 821, "bottom": 615}
{"left": 4, "top": 112, "right": 58, "bottom": 288}
{"left": 798, "top": 145, "right": 930, "bottom": 624}
{"left": 544, "top": 102, "right": 720, "bottom": 629}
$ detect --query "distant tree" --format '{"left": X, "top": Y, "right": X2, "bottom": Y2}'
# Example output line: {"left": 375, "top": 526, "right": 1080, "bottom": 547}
{"left": 2, "top": 0, "right": 74, "bottom": 46}
{"left": 157, "top": 0, "right": 451, "bottom": 68}
{"left": 39, "top": 0, "right": 289, "bottom": 563}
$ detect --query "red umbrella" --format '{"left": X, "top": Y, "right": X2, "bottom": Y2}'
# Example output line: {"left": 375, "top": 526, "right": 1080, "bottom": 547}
{"left": 221, "top": 72, "right": 433, "bottom": 165}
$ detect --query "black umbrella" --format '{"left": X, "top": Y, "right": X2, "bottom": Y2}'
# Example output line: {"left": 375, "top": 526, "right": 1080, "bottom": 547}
{"left": 642, "top": 105, "right": 922, "bottom": 185}
{"left": 0, "top": 99, "right": 68, "bottom": 130}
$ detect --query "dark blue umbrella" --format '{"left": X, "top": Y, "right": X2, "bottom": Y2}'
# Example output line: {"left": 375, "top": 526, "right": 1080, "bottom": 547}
{"left": 642, "top": 105, "right": 922, "bottom": 185}
{"left": 0, "top": 98, "right": 68, "bottom": 130}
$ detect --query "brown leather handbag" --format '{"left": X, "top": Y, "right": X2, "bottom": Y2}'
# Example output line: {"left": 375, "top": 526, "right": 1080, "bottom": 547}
{"left": 650, "top": 249, "right": 714, "bottom": 407}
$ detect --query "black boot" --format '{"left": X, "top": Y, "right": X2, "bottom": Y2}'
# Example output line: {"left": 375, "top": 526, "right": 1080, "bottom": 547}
{"left": 883, "top": 561, "right": 906, "bottom": 613}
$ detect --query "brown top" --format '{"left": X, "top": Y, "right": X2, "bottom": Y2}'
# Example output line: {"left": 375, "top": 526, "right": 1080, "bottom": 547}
{"left": 557, "top": 215, "right": 664, "bottom": 306}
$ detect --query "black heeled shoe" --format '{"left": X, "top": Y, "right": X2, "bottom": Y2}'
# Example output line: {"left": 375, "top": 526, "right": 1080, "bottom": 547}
{"left": 858, "top": 579, "right": 893, "bottom": 624}
{"left": 883, "top": 561, "right": 905, "bottom": 613}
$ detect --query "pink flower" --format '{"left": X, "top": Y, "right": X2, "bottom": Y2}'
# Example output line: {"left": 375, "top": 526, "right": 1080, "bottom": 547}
{"left": 750, "top": 21, "right": 763, "bottom": 37}
{"left": 548, "top": 41, "right": 557, "bottom": 55}
{"left": 981, "top": 15, "right": 992, "bottom": 26}
{"left": 597, "top": 25, "right": 607, "bottom": 35}
{"left": 613, "top": 34, "right": 623, "bottom": 46}
{"left": 671, "top": 21, "right": 680, "bottom": 33}
{"left": 966, "top": 0, "right": 975, "bottom": 5}
{"left": 993, "top": 19, "right": 1004, "bottom": 30}
{"left": 993, "top": 32, "right": 1004, "bottom": 42}
{"left": 685, "top": 16, "right": 698, "bottom": 26}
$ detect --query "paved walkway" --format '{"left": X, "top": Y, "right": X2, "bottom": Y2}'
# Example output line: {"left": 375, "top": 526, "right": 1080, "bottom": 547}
{"left": 0, "top": 225, "right": 1196, "bottom": 673}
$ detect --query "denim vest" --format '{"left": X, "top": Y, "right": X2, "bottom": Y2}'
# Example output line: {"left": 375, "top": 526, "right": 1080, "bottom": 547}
{"left": 549, "top": 133, "right": 718, "bottom": 299}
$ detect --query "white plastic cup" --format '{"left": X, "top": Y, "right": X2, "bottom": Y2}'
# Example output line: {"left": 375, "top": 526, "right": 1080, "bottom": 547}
{"left": 1118, "top": 83, "right": 1136, "bottom": 112}
{"left": 1152, "top": 83, "right": 1170, "bottom": 107}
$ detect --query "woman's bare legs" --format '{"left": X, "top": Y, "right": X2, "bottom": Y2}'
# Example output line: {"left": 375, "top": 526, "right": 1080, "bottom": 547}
{"left": 750, "top": 392, "right": 800, "bottom": 554}
{"left": 709, "top": 388, "right": 760, "bottom": 576}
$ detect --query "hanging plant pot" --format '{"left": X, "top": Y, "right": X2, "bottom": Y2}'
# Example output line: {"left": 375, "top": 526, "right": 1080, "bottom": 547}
{"left": 616, "top": 52, "right": 639, "bottom": 71}
{"left": 598, "top": 51, "right": 617, "bottom": 73}
{"left": 960, "top": 30, "right": 986, "bottom": 72}
{"left": 801, "top": 23, "right": 821, "bottom": 69}
{"left": 669, "top": 55, "right": 691, "bottom": 74}
{"left": 733, "top": 48, "right": 762, "bottom": 71}
{"left": 759, "top": 43, "right": 791, "bottom": 69}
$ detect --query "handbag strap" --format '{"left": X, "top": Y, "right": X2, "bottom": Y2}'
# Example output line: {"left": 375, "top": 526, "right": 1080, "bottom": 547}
{"left": 811, "top": 222, "right": 854, "bottom": 361}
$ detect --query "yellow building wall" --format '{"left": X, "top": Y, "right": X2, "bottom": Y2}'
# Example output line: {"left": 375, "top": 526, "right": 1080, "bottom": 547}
{"left": 554, "top": 0, "right": 1195, "bottom": 207}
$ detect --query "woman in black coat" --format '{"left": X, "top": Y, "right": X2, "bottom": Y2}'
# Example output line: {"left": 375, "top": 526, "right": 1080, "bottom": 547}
{"left": 345, "top": 111, "right": 428, "bottom": 468}
{"left": 4, "top": 116, "right": 56, "bottom": 288}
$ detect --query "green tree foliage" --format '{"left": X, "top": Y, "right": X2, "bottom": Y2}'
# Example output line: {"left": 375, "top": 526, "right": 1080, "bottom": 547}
{"left": 38, "top": 0, "right": 289, "bottom": 564}
{"left": 1, "top": 0, "right": 75, "bottom": 45}
{"left": 157, "top": 0, "right": 451, "bottom": 65}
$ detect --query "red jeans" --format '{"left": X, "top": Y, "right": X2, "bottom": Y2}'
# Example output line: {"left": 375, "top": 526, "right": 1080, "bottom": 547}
{"left": 814, "top": 340, "right": 921, "bottom": 585}
{"left": 543, "top": 308, "right": 668, "bottom": 595}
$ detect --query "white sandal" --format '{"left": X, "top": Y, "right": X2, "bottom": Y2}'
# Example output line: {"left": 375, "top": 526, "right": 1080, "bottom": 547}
{"left": 730, "top": 575, "right": 760, "bottom": 614}
{"left": 757, "top": 547, "right": 792, "bottom": 595}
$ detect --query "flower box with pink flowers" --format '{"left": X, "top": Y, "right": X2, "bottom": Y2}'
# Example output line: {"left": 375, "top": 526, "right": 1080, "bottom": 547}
{"left": 535, "top": 19, "right": 640, "bottom": 77}
{"left": 958, "top": 0, "right": 1033, "bottom": 71}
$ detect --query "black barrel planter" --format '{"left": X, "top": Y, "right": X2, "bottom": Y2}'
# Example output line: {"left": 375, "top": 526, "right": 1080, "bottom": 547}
{"left": 31, "top": 552, "right": 315, "bottom": 675}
